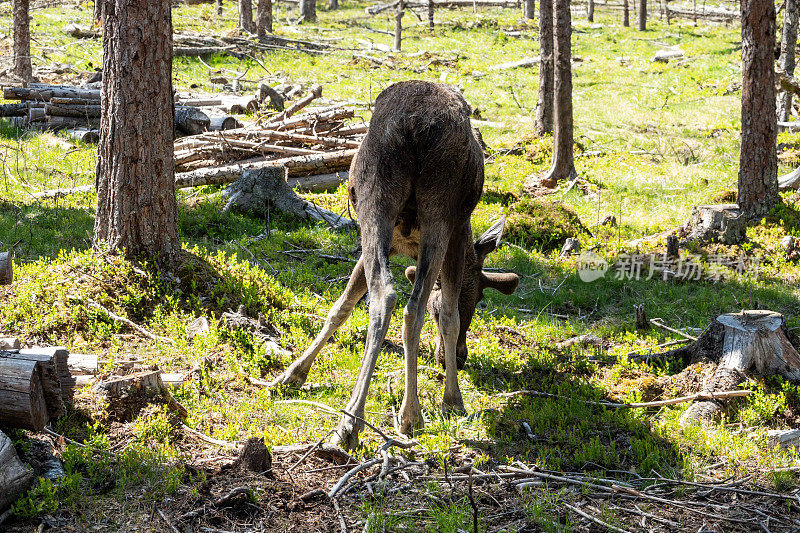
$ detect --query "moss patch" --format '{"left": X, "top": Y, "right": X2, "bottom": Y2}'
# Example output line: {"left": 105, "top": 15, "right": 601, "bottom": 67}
{"left": 505, "top": 198, "right": 589, "bottom": 252}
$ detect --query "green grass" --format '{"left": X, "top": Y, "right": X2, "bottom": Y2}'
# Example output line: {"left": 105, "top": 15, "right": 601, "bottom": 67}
{"left": 2, "top": 0, "right": 800, "bottom": 530}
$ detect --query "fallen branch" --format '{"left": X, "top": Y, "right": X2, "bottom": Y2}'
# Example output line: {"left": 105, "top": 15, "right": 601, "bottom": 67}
{"left": 495, "top": 389, "right": 750, "bottom": 409}
{"left": 87, "top": 299, "right": 175, "bottom": 344}
{"left": 564, "top": 503, "right": 633, "bottom": 533}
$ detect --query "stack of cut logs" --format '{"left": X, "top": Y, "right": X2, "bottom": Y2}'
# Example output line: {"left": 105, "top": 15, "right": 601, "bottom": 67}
{"left": 0, "top": 83, "right": 248, "bottom": 141}
{"left": 173, "top": 84, "right": 367, "bottom": 191}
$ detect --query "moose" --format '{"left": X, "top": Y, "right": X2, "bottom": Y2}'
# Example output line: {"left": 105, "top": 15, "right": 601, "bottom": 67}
{"left": 272, "top": 80, "right": 519, "bottom": 449}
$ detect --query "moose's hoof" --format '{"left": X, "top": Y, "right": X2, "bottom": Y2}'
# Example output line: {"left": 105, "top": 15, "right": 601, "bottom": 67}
{"left": 398, "top": 401, "right": 424, "bottom": 436}
{"left": 269, "top": 364, "right": 309, "bottom": 388}
{"left": 442, "top": 393, "right": 466, "bottom": 417}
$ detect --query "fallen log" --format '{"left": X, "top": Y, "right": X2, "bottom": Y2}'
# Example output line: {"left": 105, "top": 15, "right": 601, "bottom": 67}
{"left": 208, "top": 116, "right": 240, "bottom": 131}
{"left": 44, "top": 103, "right": 102, "bottom": 118}
{"left": 174, "top": 148, "right": 357, "bottom": 188}
{"left": 63, "top": 127, "right": 100, "bottom": 143}
{"left": 0, "top": 430, "right": 34, "bottom": 512}
{"left": 0, "top": 103, "right": 29, "bottom": 117}
{"left": 0, "top": 252, "right": 11, "bottom": 285}
{"left": 4, "top": 86, "right": 101, "bottom": 101}
{"left": 175, "top": 106, "right": 211, "bottom": 135}
{"left": 0, "top": 354, "right": 54, "bottom": 430}
{"left": 287, "top": 170, "right": 348, "bottom": 192}
{"left": 173, "top": 45, "right": 239, "bottom": 57}
{"left": 264, "top": 84, "right": 323, "bottom": 125}
{"left": 31, "top": 185, "right": 93, "bottom": 198}
{"left": 18, "top": 347, "right": 75, "bottom": 407}
{"left": 779, "top": 166, "right": 800, "bottom": 190}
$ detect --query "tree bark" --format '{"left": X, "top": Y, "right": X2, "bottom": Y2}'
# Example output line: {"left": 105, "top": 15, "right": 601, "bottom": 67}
{"left": 394, "top": 0, "right": 404, "bottom": 51}
{"left": 428, "top": 0, "right": 434, "bottom": 26}
{"left": 0, "top": 252, "right": 11, "bottom": 285}
{"left": 737, "top": 0, "right": 778, "bottom": 218}
{"left": 13, "top": 0, "right": 32, "bottom": 82}
{"left": 779, "top": 0, "right": 798, "bottom": 122}
{"left": 94, "top": 0, "right": 103, "bottom": 22}
{"left": 534, "top": 0, "right": 553, "bottom": 136}
{"left": 329, "top": 0, "right": 338, "bottom": 9}
{"left": 587, "top": 0, "right": 594, "bottom": 21}
{"left": 239, "top": 0, "right": 256, "bottom": 32}
{"left": 623, "top": 0, "right": 630, "bottom": 25}
{"left": 638, "top": 0, "right": 647, "bottom": 29}
{"left": 542, "top": 0, "right": 577, "bottom": 182}
{"left": 0, "top": 431, "right": 34, "bottom": 512}
{"left": 257, "top": 0, "right": 272, "bottom": 36}
{"left": 300, "top": 0, "right": 317, "bottom": 21}
{"left": 523, "top": 0, "right": 534, "bottom": 19}
{"left": 95, "top": 0, "right": 180, "bottom": 261}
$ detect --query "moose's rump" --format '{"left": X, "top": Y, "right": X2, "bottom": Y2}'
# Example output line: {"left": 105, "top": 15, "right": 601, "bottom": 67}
{"left": 348, "top": 80, "right": 484, "bottom": 235}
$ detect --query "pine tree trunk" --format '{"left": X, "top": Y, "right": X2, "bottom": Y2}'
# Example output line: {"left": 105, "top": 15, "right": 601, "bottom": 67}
{"left": 300, "top": 0, "right": 317, "bottom": 21}
{"left": 534, "top": 0, "right": 553, "bottom": 136}
{"left": 216, "top": 0, "right": 223, "bottom": 16}
{"left": 94, "top": 0, "right": 103, "bottom": 22}
{"left": 738, "top": 0, "right": 778, "bottom": 218}
{"left": 13, "top": 0, "right": 31, "bottom": 82}
{"left": 543, "top": 0, "right": 577, "bottom": 182}
{"left": 779, "top": 0, "right": 798, "bottom": 122}
{"left": 523, "top": 0, "right": 534, "bottom": 19}
{"left": 329, "top": 0, "right": 338, "bottom": 9}
{"left": 638, "top": 0, "right": 647, "bottom": 29}
{"left": 587, "top": 0, "right": 594, "bottom": 21}
{"left": 623, "top": 0, "right": 630, "bottom": 26}
{"left": 240, "top": 0, "right": 256, "bottom": 32}
{"left": 428, "top": 0, "right": 434, "bottom": 27}
{"left": 257, "top": 0, "right": 272, "bottom": 36}
{"left": 94, "top": 0, "right": 179, "bottom": 261}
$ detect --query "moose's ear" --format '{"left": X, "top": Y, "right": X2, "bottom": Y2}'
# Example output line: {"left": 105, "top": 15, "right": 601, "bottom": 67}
{"left": 405, "top": 266, "right": 417, "bottom": 284}
{"left": 481, "top": 272, "right": 519, "bottom": 295}
{"left": 474, "top": 216, "right": 506, "bottom": 261}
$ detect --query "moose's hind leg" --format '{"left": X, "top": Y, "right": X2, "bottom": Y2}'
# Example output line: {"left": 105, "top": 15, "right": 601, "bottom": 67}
{"left": 271, "top": 257, "right": 367, "bottom": 387}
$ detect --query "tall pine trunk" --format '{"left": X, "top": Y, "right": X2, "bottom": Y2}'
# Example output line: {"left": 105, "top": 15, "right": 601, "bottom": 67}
{"left": 534, "top": 0, "right": 553, "bottom": 136}
{"left": 738, "top": 0, "right": 777, "bottom": 218}
{"left": 587, "top": 0, "right": 594, "bottom": 21}
{"left": 257, "top": 0, "right": 272, "bottom": 36}
{"left": 239, "top": 0, "right": 256, "bottom": 32}
{"left": 543, "top": 0, "right": 577, "bottom": 182}
{"left": 623, "top": 0, "right": 630, "bottom": 26}
{"left": 638, "top": 0, "right": 647, "bottom": 30}
{"left": 523, "top": 0, "right": 534, "bottom": 20}
{"left": 300, "top": 0, "right": 317, "bottom": 21}
{"left": 94, "top": 0, "right": 179, "bottom": 261}
{"left": 779, "top": 0, "right": 798, "bottom": 122}
{"left": 13, "top": 0, "right": 31, "bottom": 81}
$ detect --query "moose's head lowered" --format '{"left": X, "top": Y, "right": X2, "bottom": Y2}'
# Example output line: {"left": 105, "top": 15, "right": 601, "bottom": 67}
{"left": 406, "top": 217, "right": 519, "bottom": 370}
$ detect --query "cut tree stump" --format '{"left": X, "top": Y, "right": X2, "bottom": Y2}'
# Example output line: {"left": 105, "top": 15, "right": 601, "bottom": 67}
{"left": 0, "top": 430, "right": 34, "bottom": 511}
{"left": 0, "top": 252, "right": 12, "bottom": 285}
{"left": 682, "top": 204, "right": 746, "bottom": 244}
{"left": 222, "top": 166, "right": 355, "bottom": 230}
{"left": 92, "top": 370, "right": 187, "bottom": 421}
{"left": 653, "top": 311, "right": 800, "bottom": 425}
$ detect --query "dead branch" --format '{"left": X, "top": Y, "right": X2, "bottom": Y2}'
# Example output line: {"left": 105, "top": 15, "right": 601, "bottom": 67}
{"left": 87, "top": 298, "right": 174, "bottom": 344}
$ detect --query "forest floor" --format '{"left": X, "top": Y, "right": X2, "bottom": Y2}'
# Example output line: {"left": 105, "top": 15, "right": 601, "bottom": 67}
{"left": 3, "top": 0, "right": 800, "bottom": 531}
